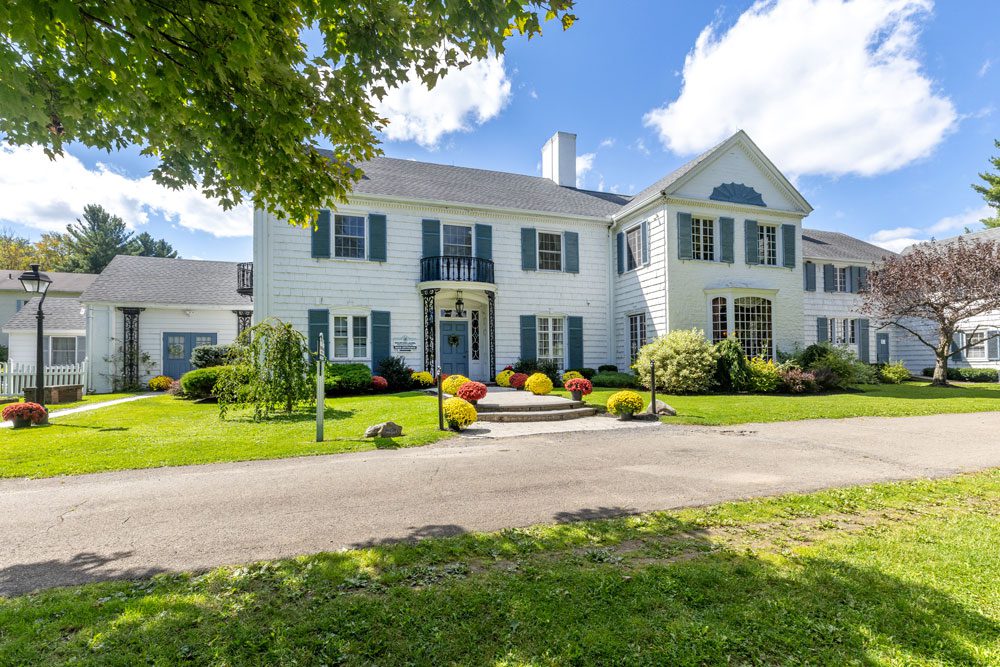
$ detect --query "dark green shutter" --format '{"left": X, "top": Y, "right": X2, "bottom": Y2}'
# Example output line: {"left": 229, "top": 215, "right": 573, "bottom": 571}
{"left": 816, "top": 317, "right": 828, "bottom": 343}
{"left": 311, "top": 210, "right": 331, "bottom": 258}
{"left": 857, "top": 266, "right": 869, "bottom": 291}
{"left": 616, "top": 232, "right": 625, "bottom": 274}
{"left": 308, "top": 309, "right": 329, "bottom": 358}
{"left": 781, "top": 224, "right": 795, "bottom": 268}
{"left": 474, "top": 224, "right": 492, "bottom": 260}
{"left": 76, "top": 336, "right": 87, "bottom": 362}
{"left": 988, "top": 332, "right": 1000, "bottom": 361}
{"left": 640, "top": 221, "right": 649, "bottom": 266}
{"left": 744, "top": 220, "right": 759, "bottom": 264}
{"left": 719, "top": 217, "right": 734, "bottom": 263}
{"left": 804, "top": 262, "right": 816, "bottom": 291}
{"left": 823, "top": 264, "right": 835, "bottom": 292}
{"left": 950, "top": 332, "right": 964, "bottom": 361}
{"left": 567, "top": 316, "right": 583, "bottom": 369}
{"left": 371, "top": 311, "right": 391, "bottom": 371}
{"left": 422, "top": 219, "right": 440, "bottom": 259}
{"left": 519, "top": 315, "right": 536, "bottom": 360}
{"left": 857, "top": 319, "right": 870, "bottom": 363}
{"left": 564, "top": 231, "right": 579, "bottom": 273}
{"left": 367, "top": 214, "right": 387, "bottom": 262}
{"left": 677, "top": 212, "right": 693, "bottom": 260}
{"left": 521, "top": 228, "right": 537, "bottom": 271}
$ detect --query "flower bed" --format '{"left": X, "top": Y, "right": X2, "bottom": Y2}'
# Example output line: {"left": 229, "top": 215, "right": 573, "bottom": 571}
{"left": 148, "top": 375, "right": 173, "bottom": 392}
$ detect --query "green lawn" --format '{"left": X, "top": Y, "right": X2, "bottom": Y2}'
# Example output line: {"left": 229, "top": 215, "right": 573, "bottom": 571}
{"left": 2, "top": 470, "right": 999, "bottom": 664}
{"left": 0, "top": 392, "right": 448, "bottom": 479}
{"left": 2, "top": 392, "right": 138, "bottom": 413}
{"left": 554, "top": 380, "right": 1000, "bottom": 425}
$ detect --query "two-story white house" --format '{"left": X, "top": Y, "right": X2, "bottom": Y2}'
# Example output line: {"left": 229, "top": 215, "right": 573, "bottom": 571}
{"left": 252, "top": 130, "right": 814, "bottom": 380}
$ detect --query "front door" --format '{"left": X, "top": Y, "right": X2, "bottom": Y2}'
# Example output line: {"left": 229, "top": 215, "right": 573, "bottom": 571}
{"left": 876, "top": 332, "right": 890, "bottom": 364}
{"left": 440, "top": 321, "right": 469, "bottom": 376}
{"left": 163, "top": 332, "right": 218, "bottom": 379}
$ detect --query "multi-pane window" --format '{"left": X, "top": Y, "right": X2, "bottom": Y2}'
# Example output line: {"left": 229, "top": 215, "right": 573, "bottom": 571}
{"left": 733, "top": 297, "right": 773, "bottom": 359}
{"left": 629, "top": 313, "right": 647, "bottom": 362}
{"left": 711, "top": 297, "right": 728, "bottom": 344}
{"left": 538, "top": 232, "right": 562, "bottom": 271}
{"left": 333, "top": 315, "right": 368, "bottom": 359}
{"left": 966, "top": 331, "right": 988, "bottom": 359}
{"left": 50, "top": 337, "right": 77, "bottom": 365}
{"left": 334, "top": 214, "right": 366, "bottom": 259}
{"left": 828, "top": 318, "right": 856, "bottom": 345}
{"left": 537, "top": 316, "right": 565, "bottom": 366}
{"left": 834, "top": 267, "right": 849, "bottom": 292}
{"left": 193, "top": 334, "right": 214, "bottom": 349}
{"left": 692, "top": 217, "right": 715, "bottom": 261}
{"left": 443, "top": 224, "right": 472, "bottom": 257}
{"left": 757, "top": 225, "right": 777, "bottom": 266}
{"left": 625, "top": 226, "right": 642, "bottom": 271}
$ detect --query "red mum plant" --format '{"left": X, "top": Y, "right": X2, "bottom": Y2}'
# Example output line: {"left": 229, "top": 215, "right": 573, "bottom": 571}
{"left": 456, "top": 381, "right": 487, "bottom": 402}
{"left": 564, "top": 377, "right": 593, "bottom": 395}
{"left": 2, "top": 402, "right": 47, "bottom": 425}
{"left": 509, "top": 372, "right": 528, "bottom": 390}
{"left": 371, "top": 375, "right": 388, "bottom": 391}
{"left": 503, "top": 365, "right": 514, "bottom": 371}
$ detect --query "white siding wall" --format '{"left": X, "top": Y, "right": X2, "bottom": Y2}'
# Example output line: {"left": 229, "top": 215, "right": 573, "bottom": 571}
{"left": 0, "top": 290, "right": 85, "bottom": 348}
{"left": 6, "top": 329, "right": 85, "bottom": 365}
{"left": 802, "top": 261, "right": 879, "bottom": 362}
{"left": 674, "top": 145, "right": 804, "bottom": 213}
{"left": 892, "top": 312, "right": 1000, "bottom": 375}
{"left": 612, "top": 207, "right": 667, "bottom": 370}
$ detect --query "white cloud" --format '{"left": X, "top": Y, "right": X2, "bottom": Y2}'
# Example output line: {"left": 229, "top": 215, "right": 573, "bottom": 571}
{"left": 631, "top": 138, "right": 650, "bottom": 156}
{"left": 0, "top": 145, "right": 252, "bottom": 237}
{"left": 643, "top": 0, "right": 957, "bottom": 178}
{"left": 599, "top": 137, "right": 616, "bottom": 149}
{"left": 373, "top": 52, "right": 512, "bottom": 148}
{"left": 867, "top": 204, "right": 990, "bottom": 252}
{"left": 979, "top": 59, "right": 994, "bottom": 78}
{"left": 575, "top": 153, "right": 596, "bottom": 188}
{"left": 927, "top": 204, "right": 992, "bottom": 235}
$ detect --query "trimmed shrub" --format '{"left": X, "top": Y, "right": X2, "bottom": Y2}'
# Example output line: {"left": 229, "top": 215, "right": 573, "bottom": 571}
{"left": 442, "top": 374, "right": 470, "bottom": 396}
{"left": 922, "top": 366, "right": 999, "bottom": 382}
{"left": 779, "top": 367, "right": 819, "bottom": 394}
{"left": 376, "top": 356, "right": 413, "bottom": 391}
{"left": 571, "top": 367, "right": 597, "bottom": 380}
{"left": 635, "top": 329, "right": 718, "bottom": 394}
{"left": 190, "top": 344, "right": 232, "bottom": 369}
{"left": 325, "top": 363, "right": 372, "bottom": 396}
{"left": 512, "top": 358, "right": 537, "bottom": 374}
{"left": 457, "top": 381, "right": 488, "bottom": 402}
{"left": 591, "top": 371, "right": 638, "bottom": 388}
{"left": 714, "top": 337, "right": 752, "bottom": 392}
{"left": 879, "top": 361, "right": 912, "bottom": 384}
{"left": 747, "top": 357, "right": 780, "bottom": 393}
{"left": 535, "top": 359, "right": 561, "bottom": 385}
{"left": 606, "top": 390, "right": 644, "bottom": 416}
{"left": 509, "top": 372, "right": 528, "bottom": 390}
{"left": 180, "top": 367, "right": 225, "bottom": 399}
{"left": 371, "top": 375, "right": 388, "bottom": 391}
{"left": 525, "top": 372, "right": 553, "bottom": 395}
{"left": 442, "top": 397, "right": 477, "bottom": 430}
{"left": 495, "top": 369, "right": 515, "bottom": 387}
{"left": 598, "top": 364, "right": 619, "bottom": 373}
{"left": 411, "top": 371, "right": 435, "bottom": 388}
{"left": 561, "top": 370, "right": 583, "bottom": 383}
{"left": 799, "top": 343, "right": 869, "bottom": 389}
{"left": 148, "top": 375, "right": 173, "bottom": 392}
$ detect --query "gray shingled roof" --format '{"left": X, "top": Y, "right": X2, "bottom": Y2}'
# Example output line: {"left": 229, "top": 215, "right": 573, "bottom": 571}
{"left": 328, "top": 152, "right": 632, "bottom": 218}
{"left": 934, "top": 226, "right": 1000, "bottom": 246}
{"left": 2, "top": 296, "right": 85, "bottom": 332}
{"left": 802, "top": 229, "right": 895, "bottom": 263}
{"left": 80, "top": 255, "right": 252, "bottom": 307}
{"left": 0, "top": 270, "right": 97, "bottom": 294}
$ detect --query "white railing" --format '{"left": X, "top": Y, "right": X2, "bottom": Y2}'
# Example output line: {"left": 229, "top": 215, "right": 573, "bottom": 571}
{"left": 0, "top": 361, "right": 88, "bottom": 397}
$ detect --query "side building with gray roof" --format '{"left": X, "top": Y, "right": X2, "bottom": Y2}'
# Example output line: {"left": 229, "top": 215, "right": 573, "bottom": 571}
{"left": 0, "top": 269, "right": 97, "bottom": 349}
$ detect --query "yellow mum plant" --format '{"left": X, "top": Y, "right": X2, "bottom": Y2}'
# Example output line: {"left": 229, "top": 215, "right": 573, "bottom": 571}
{"left": 148, "top": 375, "right": 173, "bottom": 392}
{"left": 411, "top": 371, "right": 435, "bottom": 387}
{"left": 606, "top": 390, "right": 644, "bottom": 417}
{"left": 524, "top": 372, "right": 553, "bottom": 395}
{"left": 561, "top": 370, "right": 583, "bottom": 383}
{"left": 441, "top": 374, "right": 470, "bottom": 396}
{"left": 495, "top": 369, "right": 515, "bottom": 387}
{"left": 442, "top": 397, "right": 477, "bottom": 430}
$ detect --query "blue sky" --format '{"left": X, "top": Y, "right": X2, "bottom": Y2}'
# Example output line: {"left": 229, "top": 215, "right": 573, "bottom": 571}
{"left": 0, "top": 0, "right": 996, "bottom": 260}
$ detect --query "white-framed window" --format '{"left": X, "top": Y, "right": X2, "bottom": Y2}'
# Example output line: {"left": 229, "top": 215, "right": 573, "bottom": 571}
{"left": 629, "top": 313, "right": 647, "bottom": 362}
{"left": 332, "top": 315, "right": 368, "bottom": 359}
{"left": 834, "top": 267, "right": 849, "bottom": 293}
{"left": 826, "top": 318, "right": 856, "bottom": 346}
{"left": 692, "top": 217, "right": 715, "bottom": 261}
{"left": 625, "top": 225, "right": 642, "bottom": 271}
{"left": 537, "top": 316, "right": 565, "bottom": 367}
{"left": 538, "top": 232, "right": 563, "bottom": 271}
{"left": 966, "top": 331, "right": 988, "bottom": 360}
{"left": 733, "top": 297, "right": 773, "bottom": 359}
{"left": 50, "top": 336, "right": 78, "bottom": 366}
{"left": 757, "top": 224, "right": 778, "bottom": 266}
{"left": 334, "top": 214, "right": 366, "bottom": 259}
{"left": 442, "top": 224, "right": 473, "bottom": 257}
{"left": 711, "top": 297, "right": 728, "bottom": 344}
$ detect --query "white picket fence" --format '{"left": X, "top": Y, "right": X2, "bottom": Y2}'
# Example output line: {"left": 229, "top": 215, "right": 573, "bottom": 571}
{"left": 0, "top": 361, "right": 88, "bottom": 397}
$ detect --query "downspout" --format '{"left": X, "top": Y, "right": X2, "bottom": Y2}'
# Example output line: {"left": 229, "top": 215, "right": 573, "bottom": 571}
{"left": 607, "top": 219, "right": 615, "bottom": 366}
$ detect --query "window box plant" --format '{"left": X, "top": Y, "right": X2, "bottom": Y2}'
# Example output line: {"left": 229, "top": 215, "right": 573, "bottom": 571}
{"left": 2, "top": 402, "right": 48, "bottom": 429}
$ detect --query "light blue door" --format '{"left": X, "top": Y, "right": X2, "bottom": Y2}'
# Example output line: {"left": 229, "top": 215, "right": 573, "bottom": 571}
{"left": 163, "top": 332, "right": 217, "bottom": 379}
{"left": 440, "top": 321, "right": 469, "bottom": 377}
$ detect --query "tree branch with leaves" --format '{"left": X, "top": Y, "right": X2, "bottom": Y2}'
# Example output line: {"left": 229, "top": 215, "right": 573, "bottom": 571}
{"left": 973, "top": 139, "right": 1000, "bottom": 228}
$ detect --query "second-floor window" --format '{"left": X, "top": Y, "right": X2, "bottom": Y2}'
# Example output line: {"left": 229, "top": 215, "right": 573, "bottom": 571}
{"left": 333, "top": 315, "right": 368, "bottom": 359}
{"left": 538, "top": 232, "right": 562, "bottom": 271}
{"left": 334, "top": 215, "right": 366, "bottom": 259}
{"left": 692, "top": 217, "right": 715, "bottom": 261}
{"left": 625, "top": 226, "right": 642, "bottom": 271}
{"left": 443, "top": 224, "right": 472, "bottom": 257}
{"left": 834, "top": 267, "right": 849, "bottom": 292}
{"left": 757, "top": 224, "right": 777, "bottom": 266}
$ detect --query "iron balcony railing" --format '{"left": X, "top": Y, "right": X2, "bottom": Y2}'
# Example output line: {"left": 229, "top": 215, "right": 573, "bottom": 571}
{"left": 420, "top": 255, "right": 495, "bottom": 284}
{"left": 237, "top": 262, "right": 253, "bottom": 297}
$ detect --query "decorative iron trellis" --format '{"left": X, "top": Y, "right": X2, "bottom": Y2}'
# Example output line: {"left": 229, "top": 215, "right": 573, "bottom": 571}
{"left": 421, "top": 289, "right": 438, "bottom": 372}
{"left": 234, "top": 310, "right": 253, "bottom": 336}
{"left": 487, "top": 291, "right": 496, "bottom": 381}
{"left": 118, "top": 307, "right": 143, "bottom": 390}
{"left": 470, "top": 310, "right": 480, "bottom": 360}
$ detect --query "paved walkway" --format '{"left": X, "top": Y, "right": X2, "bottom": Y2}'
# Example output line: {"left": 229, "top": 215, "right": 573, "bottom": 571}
{"left": 0, "top": 393, "right": 157, "bottom": 429}
{"left": 3, "top": 411, "right": 1000, "bottom": 596}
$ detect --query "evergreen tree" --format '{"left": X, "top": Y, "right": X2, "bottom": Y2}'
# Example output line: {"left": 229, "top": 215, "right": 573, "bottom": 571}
{"left": 57, "top": 205, "right": 135, "bottom": 274}
{"left": 130, "top": 232, "right": 178, "bottom": 259}
{"left": 973, "top": 139, "right": 1000, "bottom": 228}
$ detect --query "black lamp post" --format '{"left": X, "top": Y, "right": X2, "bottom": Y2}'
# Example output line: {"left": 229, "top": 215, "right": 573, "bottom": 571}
{"left": 18, "top": 264, "right": 52, "bottom": 408}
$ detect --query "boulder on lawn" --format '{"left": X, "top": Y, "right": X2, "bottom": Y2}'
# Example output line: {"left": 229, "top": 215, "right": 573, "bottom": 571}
{"left": 644, "top": 399, "right": 676, "bottom": 416}
{"left": 364, "top": 421, "right": 404, "bottom": 438}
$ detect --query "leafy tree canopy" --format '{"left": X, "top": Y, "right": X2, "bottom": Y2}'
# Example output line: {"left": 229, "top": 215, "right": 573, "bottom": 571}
{"left": 0, "top": 1, "right": 576, "bottom": 228}
{"left": 973, "top": 139, "right": 1000, "bottom": 228}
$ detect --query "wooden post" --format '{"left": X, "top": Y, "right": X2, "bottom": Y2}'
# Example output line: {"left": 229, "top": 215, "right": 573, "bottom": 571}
{"left": 437, "top": 366, "right": 445, "bottom": 431}
{"left": 649, "top": 359, "right": 657, "bottom": 416}
{"left": 316, "top": 333, "right": 325, "bottom": 442}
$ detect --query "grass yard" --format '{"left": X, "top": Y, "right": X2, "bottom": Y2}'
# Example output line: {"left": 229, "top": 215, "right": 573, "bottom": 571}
{"left": 2, "top": 470, "right": 999, "bottom": 664}
{"left": 0, "top": 392, "right": 448, "bottom": 479}
{"left": 554, "top": 380, "right": 1000, "bottom": 425}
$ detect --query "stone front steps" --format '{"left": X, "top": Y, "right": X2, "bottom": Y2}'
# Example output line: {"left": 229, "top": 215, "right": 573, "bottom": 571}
{"left": 474, "top": 399, "right": 598, "bottom": 423}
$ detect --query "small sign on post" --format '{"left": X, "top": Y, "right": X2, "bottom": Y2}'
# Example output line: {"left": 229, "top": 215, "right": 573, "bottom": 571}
{"left": 316, "top": 333, "right": 325, "bottom": 442}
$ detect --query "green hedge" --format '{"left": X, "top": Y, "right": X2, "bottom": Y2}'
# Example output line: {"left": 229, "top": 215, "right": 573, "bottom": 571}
{"left": 922, "top": 367, "right": 999, "bottom": 382}
{"left": 179, "top": 366, "right": 227, "bottom": 398}
{"left": 591, "top": 371, "right": 639, "bottom": 388}
{"left": 324, "top": 363, "right": 372, "bottom": 396}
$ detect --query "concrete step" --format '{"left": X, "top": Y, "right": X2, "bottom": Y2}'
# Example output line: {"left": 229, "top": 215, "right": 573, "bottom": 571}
{"left": 475, "top": 407, "right": 598, "bottom": 423}
{"left": 474, "top": 400, "right": 586, "bottom": 413}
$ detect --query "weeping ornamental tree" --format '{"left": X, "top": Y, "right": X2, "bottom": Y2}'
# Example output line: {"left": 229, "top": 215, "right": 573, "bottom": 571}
{"left": 861, "top": 238, "right": 1000, "bottom": 386}
{"left": 217, "top": 319, "right": 313, "bottom": 420}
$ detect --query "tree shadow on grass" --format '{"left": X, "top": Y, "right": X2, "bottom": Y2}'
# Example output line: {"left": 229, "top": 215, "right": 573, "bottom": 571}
{"left": 222, "top": 405, "right": 355, "bottom": 424}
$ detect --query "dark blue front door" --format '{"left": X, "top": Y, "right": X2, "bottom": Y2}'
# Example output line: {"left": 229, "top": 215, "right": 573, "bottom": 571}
{"left": 440, "top": 321, "right": 469, "bottom": 376}
{"left": 163, "top": 332, "right": 218, "bottom": 379}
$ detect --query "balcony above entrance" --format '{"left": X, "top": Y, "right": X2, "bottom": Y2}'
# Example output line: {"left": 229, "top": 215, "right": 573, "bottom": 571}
{"left": 419, "top": 256, "right": 495, "bottom": 285}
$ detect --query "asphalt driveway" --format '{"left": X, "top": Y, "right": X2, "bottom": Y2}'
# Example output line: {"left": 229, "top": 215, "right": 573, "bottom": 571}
{"left": 3, "top": 411, "right": 1000, "bottom": 596}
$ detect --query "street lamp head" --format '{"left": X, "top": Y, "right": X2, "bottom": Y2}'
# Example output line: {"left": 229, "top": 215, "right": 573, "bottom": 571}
{"left": 18, "top": 264, "right": 52, "bottom": 295}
